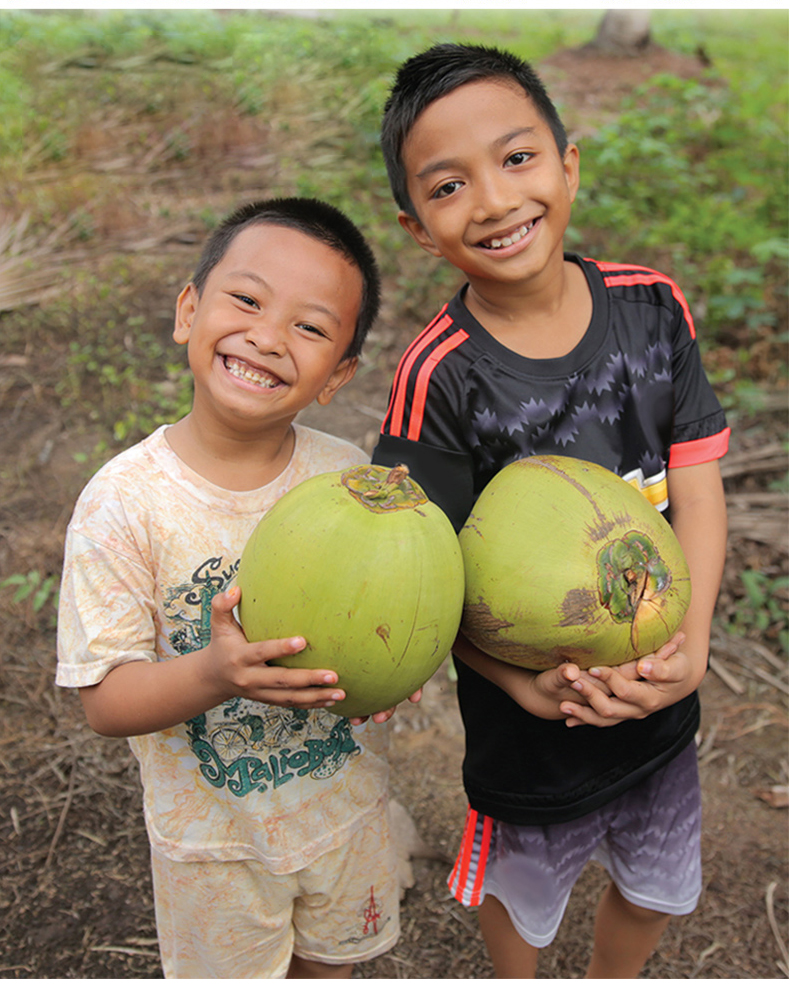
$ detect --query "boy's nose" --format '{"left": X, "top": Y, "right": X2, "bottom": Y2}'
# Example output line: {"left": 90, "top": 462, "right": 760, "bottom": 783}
{"left": 473, "top": 171, "right": 522, "bottom": 223}
{"left": 246, "top": 321, "right": 287, "bottom": 355}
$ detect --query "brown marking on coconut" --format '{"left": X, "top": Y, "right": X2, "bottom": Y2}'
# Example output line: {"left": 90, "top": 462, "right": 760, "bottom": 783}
{"left": 558, "top": 587, "right": 599, "bottom": 628}
{"left": 461, "top": 598, "right": 514, "bottom": 638}
{"left": 479, "top": 641, "right": 587, "bottom": 669}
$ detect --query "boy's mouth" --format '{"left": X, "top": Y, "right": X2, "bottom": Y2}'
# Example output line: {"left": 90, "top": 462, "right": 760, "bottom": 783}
{"left": 223, "top": 355, "right": 282, "bottom": 388}
{"left": 479, "top": 219, "right": 536, "bottom": 250}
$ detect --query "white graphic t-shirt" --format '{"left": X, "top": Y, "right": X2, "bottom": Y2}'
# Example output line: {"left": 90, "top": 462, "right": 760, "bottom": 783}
{"left": 56, "top": 424, "right": 390, "bottom": 873}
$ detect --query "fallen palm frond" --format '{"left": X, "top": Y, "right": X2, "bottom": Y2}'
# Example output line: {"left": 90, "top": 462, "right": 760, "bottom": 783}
{"left": 710, "top": 629, "right": 789, "bottom": 695}
{"left": 0, "top": 211, "right": 89, "bottom": 314}
{"left": 721, "top": 442, "right": 788, "bottom": 480}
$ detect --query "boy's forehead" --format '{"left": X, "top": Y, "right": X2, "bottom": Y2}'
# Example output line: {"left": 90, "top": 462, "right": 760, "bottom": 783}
{"left": 402, "top": 78, "right": 545, "bottom": 166}
{"left": 217, "top": 223, "right": 357, "bottom": 280}
{"left": 223, "top": 222, "right": 320, "bottom": 260}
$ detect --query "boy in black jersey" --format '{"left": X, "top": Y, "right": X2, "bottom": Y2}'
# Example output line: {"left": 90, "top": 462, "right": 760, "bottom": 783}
{"left": 371, "top": 44, "right": 729, "bottom": 978}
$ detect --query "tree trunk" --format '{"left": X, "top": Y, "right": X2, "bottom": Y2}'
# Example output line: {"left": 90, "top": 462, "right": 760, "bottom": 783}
{"left": 587, "top": 10, "right": 653, "bottom": 56}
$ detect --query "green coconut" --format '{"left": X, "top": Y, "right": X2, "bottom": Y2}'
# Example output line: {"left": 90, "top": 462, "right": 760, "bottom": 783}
{"left": 459, "top": 455, "right": 691, "bottom": 670}
{"left": 237, "top": 464, "right": 465, "bottom": 717}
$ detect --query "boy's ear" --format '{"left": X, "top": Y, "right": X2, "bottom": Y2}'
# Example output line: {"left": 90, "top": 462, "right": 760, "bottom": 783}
{"left": 563, "top": 143, "right": 581, "bottom": 204}
{"left": 398, "top": 210, "right": 443, "bottom": 258}
{"left": 316, "top": 356, "right": 358, "bottom": 406}
{"left": 173, "top": 283, "right": 198, "bottom": 344}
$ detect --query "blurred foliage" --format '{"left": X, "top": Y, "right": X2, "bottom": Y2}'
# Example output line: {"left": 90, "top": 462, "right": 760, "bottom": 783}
{"left": 727, "top": 569, "right": 789, "bottom": 656}
{"left": 0, "top": 7, "right": 786, "bottom": 436}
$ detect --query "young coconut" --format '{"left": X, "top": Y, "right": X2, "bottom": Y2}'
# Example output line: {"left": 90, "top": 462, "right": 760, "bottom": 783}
{"left": 237, "top": 464, "right": 464, "bottom": 717}
{"left": 459, "top": 455, "right": 691, "bottom": 670}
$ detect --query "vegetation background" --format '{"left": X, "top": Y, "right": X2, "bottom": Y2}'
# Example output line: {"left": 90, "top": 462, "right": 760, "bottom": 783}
{"left": 0, "top": 6, "right": 786, "bottom": 980}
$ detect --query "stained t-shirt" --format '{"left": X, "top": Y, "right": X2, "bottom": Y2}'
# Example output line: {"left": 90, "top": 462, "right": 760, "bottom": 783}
{"left": 373, "top": 254, "right": 729, "bottom": 824}
{"left": 57, "top": 424, "right": 390, "bottom": 871}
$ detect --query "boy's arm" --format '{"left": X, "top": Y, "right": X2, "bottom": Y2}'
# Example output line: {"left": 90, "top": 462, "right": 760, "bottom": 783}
{"left": 78, "top": 587, "right": 346, "bottom": 738}
{"left": 559, "top": 459, "right": 728, "bottom": 726}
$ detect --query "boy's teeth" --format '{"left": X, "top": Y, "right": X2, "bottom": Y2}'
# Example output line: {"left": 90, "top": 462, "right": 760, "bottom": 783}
{"left": 487, "top": 222, "right": 533, "bottom": 249}
{"left": 226, "top": 357, "right": 278, "bottom": 387}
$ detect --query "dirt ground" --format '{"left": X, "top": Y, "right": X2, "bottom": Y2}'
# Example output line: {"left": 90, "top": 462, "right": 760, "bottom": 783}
{"left": 0, "top": 43, "right": 787, "bottom": 979}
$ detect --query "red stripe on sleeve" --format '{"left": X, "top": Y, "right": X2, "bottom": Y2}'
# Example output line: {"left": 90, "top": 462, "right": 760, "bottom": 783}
{"left": 668, "top": 427, "right": 730, "bottom": 468}
{"left": 592, "top": 260, "right": 654, "bottom": 273}
{"left": 384, "top": 310, "right": 453, "bottom": 436}
{"left": 597, "top": 263, "right": 697, "bottom": 340}
{"left": 406, "top": 329, "right": 469, "bottom": 440}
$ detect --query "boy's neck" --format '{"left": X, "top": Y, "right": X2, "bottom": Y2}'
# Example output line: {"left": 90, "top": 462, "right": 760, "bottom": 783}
{"left": 165, "top": 413, "right": 296, "bottom": 492}
{"left": 464, "top": 257, "right": 592, "bottom": 360}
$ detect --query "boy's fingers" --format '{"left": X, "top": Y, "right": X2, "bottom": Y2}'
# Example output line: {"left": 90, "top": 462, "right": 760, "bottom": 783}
{"left": 210, "top": 586, "right": 244, "bottom": 630}
{"left": 568, "top": 669, "right": 614, "bottom": 699}
{"left": 562, "top": 705, "right": 622, "bottom": 729}
{"left": 655, "top": 632, "right": 686, "bottom": 658}
{"left": 211, "top": 586, "right": 240, "bottom": 611}
{"left": 252, "top": 663, "right": 338, "bottom": 686}
{"left": 636, "top": 655, "right": 678, "bottom": 682}
{"left": 608, "top": 660, "right": 639, "bottom": 681}
{"left": 541, "top": 663, "right": 579, "bottom": 691}
{"left": 254, "top": 635, "right": 308, "bottom": 660}
{"left": 586, "top": 668, "right": 649, "bottom": 704}
{"left": 240, "top": 666, "right": 346, "bottom": 708}
{"left": 350, "top": 688, "right": 423, "bottom": 725}
{"left": 557, "top": 662, "right": 580, "bottom": 684}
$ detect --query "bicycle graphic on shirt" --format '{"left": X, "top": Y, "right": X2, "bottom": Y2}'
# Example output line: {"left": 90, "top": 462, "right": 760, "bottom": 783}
{"left": 209, "top": 704, "right": 342, "bottom": 774}
{"left": 185, "top": 701, "right": 360, "bottom": 795}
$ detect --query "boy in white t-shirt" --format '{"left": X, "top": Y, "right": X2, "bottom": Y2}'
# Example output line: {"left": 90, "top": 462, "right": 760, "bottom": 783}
{"left": 56, "top": 198, "right": 406, "bottom": 979}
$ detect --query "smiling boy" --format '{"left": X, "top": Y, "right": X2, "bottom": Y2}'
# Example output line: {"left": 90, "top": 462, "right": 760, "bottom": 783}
{"left": 372, "top": 44, "right": 728, "bottom": 978}
{"left": 57, "top": 199, "right": 402, "bottom": 979}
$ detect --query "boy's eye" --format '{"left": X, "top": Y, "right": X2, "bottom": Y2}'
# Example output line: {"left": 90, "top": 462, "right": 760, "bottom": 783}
{"left": 432, "top": 179, "right": 463, "bottom": 200}
{"left": 506, "top": 151, "right": 532, "bottom": 167}
{"left": 298, "top": 323, "right": 328, "bottom": 338}
{"left": 232, "top": 293, "right": 258, "bottom": 308}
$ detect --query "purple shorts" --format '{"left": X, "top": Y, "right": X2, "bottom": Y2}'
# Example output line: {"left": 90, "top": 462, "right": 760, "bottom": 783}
{"left": 448, "top": 741, "right": 702, "bottom": 947}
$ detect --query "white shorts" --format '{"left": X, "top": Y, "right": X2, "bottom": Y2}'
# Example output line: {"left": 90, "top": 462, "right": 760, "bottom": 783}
{"left": 449, "top": 742, "right": 702, "bottom": 948}
{"left": 151, "top": 802, "right": 400, "bottom": 978}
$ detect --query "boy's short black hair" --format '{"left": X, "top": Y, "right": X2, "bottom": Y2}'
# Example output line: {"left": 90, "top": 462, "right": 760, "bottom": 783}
{"left": 381, "top": 43, "right": 568, "bottom": 217}
{"left": 191, "top": 197, "right": 380, "bottom": 359}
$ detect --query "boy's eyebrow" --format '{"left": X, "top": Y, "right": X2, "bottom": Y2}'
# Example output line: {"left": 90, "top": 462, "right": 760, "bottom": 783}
{"left": 415, "top": 126, "right": 538, "bottom": 180}
{"left": 228, "top": 270, "right": 342, "bottom": 326}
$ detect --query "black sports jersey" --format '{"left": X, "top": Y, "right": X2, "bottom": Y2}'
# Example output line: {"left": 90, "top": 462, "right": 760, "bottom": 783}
{"left": 372, "top": 253, "right": 729, "bottom": 824}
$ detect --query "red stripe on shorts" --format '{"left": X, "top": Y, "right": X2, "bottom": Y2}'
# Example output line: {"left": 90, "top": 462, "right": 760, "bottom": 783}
{"left": 448, "top": 807, "right": 494, "bottom": 907}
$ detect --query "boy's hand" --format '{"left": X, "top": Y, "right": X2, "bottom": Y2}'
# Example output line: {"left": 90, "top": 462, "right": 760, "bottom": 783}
{"left": 504, "top": 662, "right": 613, "bottom": 719}
{"left": 205, "top": 587, "right": 346, "bottom": 710}
{"left": 350, "top": 688, "right": 423, "bottom": 726}
{"left": 558, "top": 633, "right": 697, "bottom": 728}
